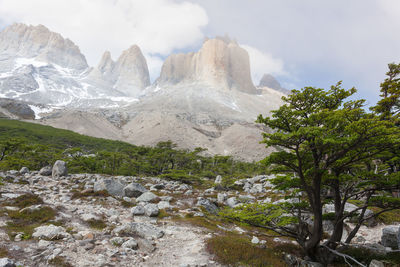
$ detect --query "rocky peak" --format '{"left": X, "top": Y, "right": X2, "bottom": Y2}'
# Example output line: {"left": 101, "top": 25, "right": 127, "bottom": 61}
{"left": 97, "top": 51, "right": 115, "bottom": 76}
{"left": 0, "top": 23, "right": 88, "bottom": 70}
{"left": 88, "top": 45, "right": 150, "bottom": 97}
{"left": 258, "top": 74, "right": 289, "bottom": 94}
{"left": 157, "top": 37, "right": 257, "bottom": 94}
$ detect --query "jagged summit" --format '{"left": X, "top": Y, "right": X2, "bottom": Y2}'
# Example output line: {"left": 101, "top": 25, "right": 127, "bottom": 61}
{"left": 87, "top": 45, "right": 150, "bottom": 97}
{"left": 258, "top": 74, "right": 290, "bottom": 94}
{"left": 156, "top": 37, "right": 257, "bottom": 94}
{"left": 0, "top": 23, "right": 88, "bottom": 70}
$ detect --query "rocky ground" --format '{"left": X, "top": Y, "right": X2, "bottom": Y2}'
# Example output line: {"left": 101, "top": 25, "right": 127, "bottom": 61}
{"left": 0, "top": 162, "right": 399, "bottom": 267}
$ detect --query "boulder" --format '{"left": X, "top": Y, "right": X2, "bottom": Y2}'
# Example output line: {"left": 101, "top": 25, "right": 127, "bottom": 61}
{"left": 144, "top": 203, "right": 159, "bottom": 217}
{"left": 131, "top": 205, "right": 145, "bottom": 216}
{"left": 226, "top": 197, "right": 239, "bottom": 208}
{"left": 52, "top": 160, "right": 68, "bottom": 178}
{"left": 94, "top": 179, "right": 124, "bottom": 197}
{"left": 157, "top": 201, "right": 171, "bottom": 210}
{"left": 196, "top": 197, "right": 218, "bottom": 214}
{"left": 123, "top": 183, "right": 148, "bottom": 198}
{"left": 369, "top": 260, "right": 385, "bottom": 267}
{"left": 114, "top": 222, "right": 164, "bottom": 239}
{"left": 381, "top": 226, "right": 399, "bottom": 249}
{"left": 19, "top": 167, "right": 29, "bottom": 174}
{"left": 215, "top": 175, "right": 222, "bottom": 184}
{"left": 0, "top": 258, "right": 15, "bottom": 267}
{"left": 136, "top": 192, "right": 158, "bottom": 203}
{"left": 32, "top": 224, "right": 70, "bottom": 240}
{"left": 39, "top": 166, "right": 52, "bottom": 176}
{"left": 122, "top": 238, "right": 138, "bottom": 250}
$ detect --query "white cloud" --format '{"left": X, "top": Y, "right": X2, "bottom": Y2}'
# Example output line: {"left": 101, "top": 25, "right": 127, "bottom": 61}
{"left": 241, "top": 44, "right": 286, "bottom": 85}
{"left": 0, "top": 0, "right": 208, "bottom": 80}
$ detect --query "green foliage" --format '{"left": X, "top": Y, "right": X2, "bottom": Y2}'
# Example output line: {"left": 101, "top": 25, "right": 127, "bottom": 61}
{"left": 206, "top": 234, "right": 287, "bottom": 267}
{"left": 87, "top": 219, "right": 107, "bottom": 230}
{"left": 251, "top": 82, "right": 400, "bottom": 263}
{"left": 0, "top": 119, "right": 266, "bottom": 181}
{"left": 336, "top": 247, "right": 400, "bottom": 266}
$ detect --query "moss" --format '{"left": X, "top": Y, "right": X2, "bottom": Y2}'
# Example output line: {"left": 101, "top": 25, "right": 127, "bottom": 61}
{"left": 48, "top": 256, "right": 73, "bottom": 267}
{"left": 0, "top": 247, "right": 8, "bottom": 257}
{"left": 4, "top": 206, "right": 56, "bottom": 240}
{"left": 3, "top": 193, "right": 43, "bottom": 209}
{"left": 206, "top": 234, "right": 287, "bottom": 267}
{"left": 87, "top": 219, "right": 107, "bottom": 230}
{"left": 157, "top": 209, "right": 171, "bottom": 219}
{"left": 120, "top": 199, "right": 135, "bottom": 208}
{"left": 71, "top": 190, "right": 110, "bottom": 199}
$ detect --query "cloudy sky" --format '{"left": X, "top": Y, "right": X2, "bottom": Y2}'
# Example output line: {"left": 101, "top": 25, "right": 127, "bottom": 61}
{"left": 0, "top": 0, "right": 399, "bottom": 105}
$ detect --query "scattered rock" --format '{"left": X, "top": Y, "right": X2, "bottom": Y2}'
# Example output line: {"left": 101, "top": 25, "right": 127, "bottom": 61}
{"left": 52, "top": 160, "right": 68, "bottom": 178}
{"left": 32, "top": 224, "right": 70, "bottom": 240}
{"left": 251, "top": 236, "right": 259, "bottom": 244}
{"left": 136, "top": 191, "right": 158, "bottom": 203}
{"left": 369, "top": 259, "right": 385, "bottom": 267}
{"left": 196, "top": 198, "right": 218, "bottom": 214}
{"left": 94, "top": 179, "right": 124, "bottom": 197}
{"left": 19, "top": 167, "right": 29, "bottom": 174}
{"left": 131, "top": 205, "right": 145, "bottom": 216}
{"left": 144, "top": 203, "right": 159, "bottom": 217}
{"left": 123, "top": 183, "right": 148, "bottom": 197}
{"left": 122, "top": 238, "right": 138, "bottom": 250}
{"left": 129, "top": 223, "right": 164, "bottom": 239}
{"left": 0, "top": 258, "right": 16, "bottom": 267}
{"left": 39, "top": 166, "right": 52, "bottom": 176}
{"left": 381, "top": 226, "right": 399, "bottom": 249}
{"left": 214, "top": 175, "right": 222, "bottom": 184}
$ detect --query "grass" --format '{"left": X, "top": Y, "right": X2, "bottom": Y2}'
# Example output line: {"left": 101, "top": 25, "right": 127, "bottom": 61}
{"left": 0, "top": 193, "right": 57, "bottom": 240}
{"left": 48, "top": 256, "right": 73, "bottom": 267}
{"left": 87, "top": 219, "right": 107, "bottom": 230}
{"left": 5, "top": 206, "right": 57, "bottom": 240}
{"left": 0, "top": 247, "right": 8, "bottom": 257}
{"left": 369, "top": 207, "right": 400, "bottom": 224}
{"left": 3, "top": 193, "right": 43, "bottom": 209}
{"left": 157, "top": 209, "right": 171, "bottom": 219}
{"left": 206, "top": 234, "right": 288, "bottom": 267}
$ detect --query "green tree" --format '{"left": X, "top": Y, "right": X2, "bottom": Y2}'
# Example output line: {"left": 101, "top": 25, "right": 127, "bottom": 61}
{"left": 228, "top": 83, "right": 400, "bottom": 264}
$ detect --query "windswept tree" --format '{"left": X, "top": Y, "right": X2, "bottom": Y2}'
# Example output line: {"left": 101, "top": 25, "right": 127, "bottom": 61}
{"left": 225, "top": 82, "right": 400, "bottom": 265}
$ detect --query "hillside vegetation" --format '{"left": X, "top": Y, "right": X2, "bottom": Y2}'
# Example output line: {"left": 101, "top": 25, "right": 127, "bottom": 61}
{"left": 0, "top": 119, "right": 266, "bottom": 183}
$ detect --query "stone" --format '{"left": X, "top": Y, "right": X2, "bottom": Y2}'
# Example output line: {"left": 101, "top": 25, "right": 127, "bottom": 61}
{"left": 81, "top": 213, "right": 100, "bottom": 222}
{"left": 226, "top": 197, "right": 239, "bottom": 208}
{"left": 369, "top": 259, "right": 385, "bottom": 267}
{"left": 52, "top": 160, "right": 68, "bottom": 178}
{"left": 215, "top": 175, "right": 222, "bottom": 184}
{"left": 19, "top": 167, "right": 29, "bottom": 174}
{"left": 0, "top": 258, "right": 16, "bottom": 267}
{"left": 251, "top": 236, "right": 260, "bottom": 244}
{"left": 136, "top": 191, "right": 158, "bottom": 202}
{"left": 144, "top": 203, "right": 159, "bottom": 217}
{"left": 32, "top": 224, "right": 69, "bottom": 240}
{"left": 94, "top": 179, "right": 124, "bottom": 197}
{"left": 217, "top": 193, "right": 227, "bottom": 204}
{"left": 196, "top": 198, "right": 218, "bottom": 214}
{"left": 39, "top": 166, "right": 52, "bottom": 176}
{"left": 131, "top": 205, "right": 145, "bottom": 216}
{"left": 157, "top": 201, "right": 171, "bottom": 210}
{"left": 122, "top": 238, "right": 138, "bottom": 250}
{"left": 113, "top": 223, "right": 163, "bottom": 240}
{"left": 381, "top": 226, "right": 399, "bottom": 249}
{"left": 123, "top": 183, "right": 148, "bottom": 198}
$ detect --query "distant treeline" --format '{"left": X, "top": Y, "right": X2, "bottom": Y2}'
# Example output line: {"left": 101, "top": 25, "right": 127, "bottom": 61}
{"left": 0, "top": 119, "right": 266, "bottom": 183}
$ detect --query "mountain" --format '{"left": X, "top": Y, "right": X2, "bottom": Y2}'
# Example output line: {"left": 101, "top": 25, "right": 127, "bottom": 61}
{"left": 156, "top": 36, "right": 257, "bottom": 94}
{"left": 0, "top": 23, "right": 286, "bottom": 161}
{"left": 258, "top": 73, "right": 290, "bottom": 94}
{"left": 0, "top": 23, "right": 149, "bottom": 107}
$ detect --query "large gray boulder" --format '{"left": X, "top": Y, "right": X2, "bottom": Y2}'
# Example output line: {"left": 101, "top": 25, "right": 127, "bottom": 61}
{"left": 381, "top": 226, "right": 399, "bottom": 249}
{"left": 94, "top": 179, "right": 125, "bottom": 197}
{"left": 144, "top": 203, "right": 159, "bottom": 217}
{"left": 19, "top": 167, "right": 29, "bottom": 174}
{"left": 52, "top": 160, "right": 68, "bottom": 178}
{"left": 123, "top": 183, "right": 148, "bottom": 198}
{"left": 196, "top": 197, "right": 218, "bottom": 214}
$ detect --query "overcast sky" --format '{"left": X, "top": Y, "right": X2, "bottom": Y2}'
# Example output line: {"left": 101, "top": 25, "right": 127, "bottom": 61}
{"left": 1, "top": 0, "right": 400, "bottom": 105}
